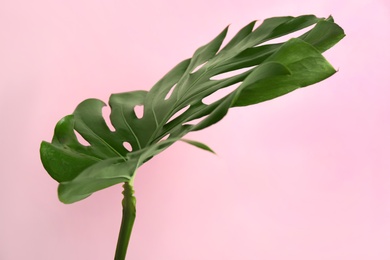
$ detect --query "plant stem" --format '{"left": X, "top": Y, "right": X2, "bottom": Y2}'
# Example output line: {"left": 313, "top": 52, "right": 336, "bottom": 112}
{"left": 114, "top": 182, "right": 136, "bottom": 260}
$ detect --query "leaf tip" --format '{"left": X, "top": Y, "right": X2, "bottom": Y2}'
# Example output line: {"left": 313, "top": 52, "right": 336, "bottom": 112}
{"left": 179, "top": 138, "right": 217, "bottom": 155}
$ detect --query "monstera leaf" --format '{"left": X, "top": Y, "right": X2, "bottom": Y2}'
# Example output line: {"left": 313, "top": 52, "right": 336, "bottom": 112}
{"left": 41, "top": 15, "right": 344, "bottom": 205}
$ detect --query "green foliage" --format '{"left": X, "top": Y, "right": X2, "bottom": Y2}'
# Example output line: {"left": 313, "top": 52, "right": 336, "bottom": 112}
{"left": 40, "top": 15, "right": 344, "bottom": 204}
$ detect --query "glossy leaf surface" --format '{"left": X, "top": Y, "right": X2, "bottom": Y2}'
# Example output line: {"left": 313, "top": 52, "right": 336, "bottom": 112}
{"left": 40, "top": 15, "right": 345, "bottom": 203}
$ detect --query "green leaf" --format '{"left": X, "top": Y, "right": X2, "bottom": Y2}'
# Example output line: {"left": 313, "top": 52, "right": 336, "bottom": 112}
{"left": 233, "top": 38, "right": 337, "bottom": 106}
{"left": 40, "top": 14, "right": 345, "bottom": 203}
{"left": 179, "top": 139, "right": 216, "bottom": 154}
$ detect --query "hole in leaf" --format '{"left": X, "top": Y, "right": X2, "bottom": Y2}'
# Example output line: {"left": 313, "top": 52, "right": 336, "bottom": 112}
{"left": 253, "top": 20, "right": 262, "bottom": 30}
{"left": 123, "top": 141, "right": 132, "bottom": 152}
{"left": 157, "top": 134, "right": 171, "bottom": 146}
{"left": 202, "top": 82, "right": 241, "bottom": 105}
{"left": 191, "top": 61, "right": 207, "bottom": 74}
{"left": 102, "top": 106, "right": 115, "bottom": 132}
{"left": 184, "top": 115, "right": 208, "bottom": 126}
{"left": 164, "top": 84, "right": 177, "bottom": 100}
{"left": 134, "top": 105, "right": 144, "bottom": 119}
{"left": 215, "top": 26, "right": 235, "bottom": 55}
{"left": 166, "top": 105, "right": 190, "bottom": 123}
{"left": 257, "top": 24, "right": 315, "bottom": 45}
{"left": 210, "top": 66, "right": 256, "bottom": 80}
{"left": 160, "top": 134, "right": 170, "bottom": 141}
{"left": 74, "top": 130, "right": 90, "bottom": 146}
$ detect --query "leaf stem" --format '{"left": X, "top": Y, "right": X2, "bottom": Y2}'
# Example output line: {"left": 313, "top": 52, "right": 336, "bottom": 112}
{"left": 114, "top": 182, "right": 136, "bottom": 260}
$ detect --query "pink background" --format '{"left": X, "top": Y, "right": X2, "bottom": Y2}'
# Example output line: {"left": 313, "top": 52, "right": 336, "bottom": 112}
{"left": 1, "top": 0, "right": 389, "bottom": 259}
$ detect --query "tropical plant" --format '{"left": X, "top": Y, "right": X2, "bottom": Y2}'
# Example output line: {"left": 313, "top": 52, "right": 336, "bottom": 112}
{"left": 40, "top": 14, "right": 345, "bottom": 259}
